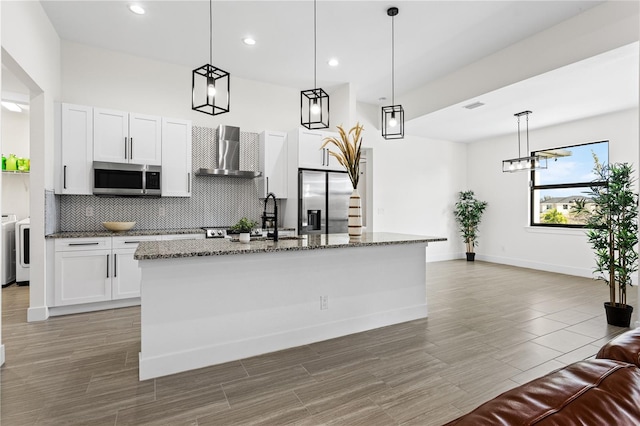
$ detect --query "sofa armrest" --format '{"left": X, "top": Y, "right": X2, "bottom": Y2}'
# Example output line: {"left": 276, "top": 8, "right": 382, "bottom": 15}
{"left": 443, "top": 359, "right": 640, "bottom": 425}
{"left": 597, "top": 328, "right": 640, "bottom": 367}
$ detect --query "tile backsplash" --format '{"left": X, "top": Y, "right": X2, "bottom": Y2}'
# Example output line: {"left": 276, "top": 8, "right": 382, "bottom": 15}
{"left": 58, "top": 126, "right": 271, "bottom": 232}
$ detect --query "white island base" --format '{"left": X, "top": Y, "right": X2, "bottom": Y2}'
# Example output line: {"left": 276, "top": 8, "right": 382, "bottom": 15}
{"left": 137, "top": 235, "right": 433, "bottom": 380}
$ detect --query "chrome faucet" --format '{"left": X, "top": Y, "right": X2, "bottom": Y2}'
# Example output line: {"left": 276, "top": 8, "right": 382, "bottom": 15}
{"left": 262, "top": 192, "right": 278, "bottom": 241}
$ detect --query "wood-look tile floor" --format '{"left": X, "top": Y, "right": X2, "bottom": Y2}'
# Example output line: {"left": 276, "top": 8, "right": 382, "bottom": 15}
{"left": 1, "top": 260, "right": 637, "bottom": 425}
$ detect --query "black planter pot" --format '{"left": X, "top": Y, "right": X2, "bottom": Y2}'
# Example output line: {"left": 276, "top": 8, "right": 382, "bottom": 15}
{"left": 465, "top": 252, "right": 475, "bottom": 262}
{"left": 604, "top": 302, "right": 634, "bottom": 327}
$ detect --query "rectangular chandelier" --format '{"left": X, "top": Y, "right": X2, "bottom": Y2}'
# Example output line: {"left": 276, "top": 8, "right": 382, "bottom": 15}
{"left": 192, "top": 64, "right": 230, "bottom": 116}
{"left": 502, "top": 155, "right": 547, "bottom": 173}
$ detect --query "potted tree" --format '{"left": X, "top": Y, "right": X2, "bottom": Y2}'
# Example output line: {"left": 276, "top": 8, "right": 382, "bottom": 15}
{"left": 454, "top": 190, "right": 488, "bottom": 261}
{"left": 586, "top": 162, "right": 638, "bottom": 327}
{"left": 231, "top": 217, "right": 259, "bottom": 243}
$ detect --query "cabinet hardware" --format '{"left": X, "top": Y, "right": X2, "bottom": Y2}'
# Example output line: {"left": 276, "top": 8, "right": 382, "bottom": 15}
{"left": 130, "top": 138, "right": 133, "bottom": 159}
{"left": 68, "top": 242, "right": 100, "bottom": 246}
{"left": 63, "top": 165, "right": 67, "bottom": 189}
{"left": 106, "top": 254, "right": 110, "bottom": 278}
{"left": 266, "top": 176, "right": 269, "bottom": 194}
{"left": 124, "top": 241, "right": 140, "bottom": 244}
{"left": 124, "top": 137, "right": 128, "bottom": 160}
{"left": 114, "top": 254, "right": 117, "bottom": 278}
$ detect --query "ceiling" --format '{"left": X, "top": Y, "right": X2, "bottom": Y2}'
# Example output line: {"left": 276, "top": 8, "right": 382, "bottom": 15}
{"left": 4, "top": 1, "right": 637, "bottom": 142}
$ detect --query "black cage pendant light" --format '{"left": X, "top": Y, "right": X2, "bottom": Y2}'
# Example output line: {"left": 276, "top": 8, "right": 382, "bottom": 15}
{"left": 301, "top": 0, "right": 329, "bottom": 129}
{"left": 382, "top": 7, "right": 404, "bottom": 140}
{"left": 502, "top": 110, "right": 547, "bottom": 172}
{"left": 192, "top": 0, "right": 230, "bottom": 116}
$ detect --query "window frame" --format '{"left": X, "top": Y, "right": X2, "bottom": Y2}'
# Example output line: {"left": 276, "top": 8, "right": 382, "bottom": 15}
{"left": 529, "top": 140, "right": 609, "bottom": 228}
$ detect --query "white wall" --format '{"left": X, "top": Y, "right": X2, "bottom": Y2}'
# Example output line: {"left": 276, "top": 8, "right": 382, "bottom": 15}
{"left": 61, "top": 41, "right": 301, "bottom": 134}
{"left": 2, "top": 110, "right": 30, "bottom": 219}
{"left": 467, "top": 108, "right": 639, "bottom": 277}
{"left": 2, "top": 0, "right": 62, "bottom": 322}
{"left": 357, "top": 102, "right": 468, "bottom": 261}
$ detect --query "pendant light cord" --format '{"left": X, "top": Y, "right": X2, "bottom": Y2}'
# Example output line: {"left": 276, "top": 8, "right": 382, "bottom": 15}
{"left": 526, "top": 113, "right": 530, "bottom": 155}
{"left": 391, "top": 13, "right": 395, "bottom": 105}
{"left": 209, "top": 0, "right": 213, "bottom": 66}
{"left": 517, "top": 115, "right": 521, "bottom": 158}
{"left": 314, "top": 0, "right": 317, "bottom": 89}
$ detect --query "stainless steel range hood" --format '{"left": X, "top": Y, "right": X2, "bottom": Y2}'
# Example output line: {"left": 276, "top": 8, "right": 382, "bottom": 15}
{"left": 196, "top": 125, "right": 262, "bottom": 178}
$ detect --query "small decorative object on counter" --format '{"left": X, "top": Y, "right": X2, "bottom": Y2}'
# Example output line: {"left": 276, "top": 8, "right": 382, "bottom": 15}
{"left": 17, "top": 157, "right": 29, "bottom": 171}
{"left": 453, "top": 190, "right": 488, "bottom": 261}
{"left": 2, "top": 154, "right": 6, "bottom": 170}
{"left": 231, "top": 217, "right": 259, "bottom": 244}
{"left": 6, "top": 154, "right": 18, "bottom": 171}
{"left": 322, "top": 123, "right": 364, "bottom": 241}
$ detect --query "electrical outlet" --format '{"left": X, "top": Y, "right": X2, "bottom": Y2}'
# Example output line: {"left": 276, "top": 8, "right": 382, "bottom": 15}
{"left": 85, "top": 206, "right": 94, "bottom": 217}
{"left": 320, "top": 295, "right": 328, "bottom": 310}
{"left": 159, "top": 207, "right": 166, "bottom": 217}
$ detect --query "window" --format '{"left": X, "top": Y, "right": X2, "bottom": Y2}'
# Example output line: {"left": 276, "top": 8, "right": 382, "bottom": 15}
{"left": 530, "top": 140, "right": 608, "bottom": 227}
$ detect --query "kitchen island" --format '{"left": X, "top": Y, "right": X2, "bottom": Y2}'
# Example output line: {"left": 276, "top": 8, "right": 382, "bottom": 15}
{"left": 135, "top": 232, "right": 446, "bottom": 380}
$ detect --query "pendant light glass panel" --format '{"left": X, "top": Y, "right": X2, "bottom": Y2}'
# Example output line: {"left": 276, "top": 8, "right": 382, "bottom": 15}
{"left": 301, "top": 88, "right": 329, "bottom": 130}
{"left": 192, "top": 64, "right": 230, "bottom": 116}
{"left": 382, "top": 105, "right": 404, "bottom": 139}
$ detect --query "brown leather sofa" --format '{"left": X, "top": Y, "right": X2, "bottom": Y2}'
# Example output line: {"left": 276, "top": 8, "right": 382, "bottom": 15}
{"left": 444, "top": 328, "right": 640, "bottom": 425}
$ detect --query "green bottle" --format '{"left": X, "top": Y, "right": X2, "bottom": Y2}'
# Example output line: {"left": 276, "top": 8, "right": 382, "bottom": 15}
{"left": 6, "top": 154, "right": 18, "bottom": 171}
{"left": 1, "top": 154, "right": 5, "bottom": 171}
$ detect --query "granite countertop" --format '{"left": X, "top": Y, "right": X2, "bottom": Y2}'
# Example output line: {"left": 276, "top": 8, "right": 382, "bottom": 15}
{"left": 46, "top": 228, "right": 206, "bottom": 239}
{"left": 134, "top": 232, "right": 447, "bottom": 260}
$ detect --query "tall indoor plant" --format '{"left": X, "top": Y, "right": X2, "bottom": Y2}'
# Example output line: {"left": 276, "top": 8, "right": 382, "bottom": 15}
{"left": 586, "top": 162, "right": 638, "bottom": 327}
{"left": 322, "top": 123, "right": 364, "bottom": 240}
{"left": 454, "top": 190, "right": 488, "bottom": 261}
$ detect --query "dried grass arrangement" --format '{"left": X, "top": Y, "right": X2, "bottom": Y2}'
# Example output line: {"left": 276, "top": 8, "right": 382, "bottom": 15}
{"left": 321, "top": 123, "right": 364, "bottom": 189}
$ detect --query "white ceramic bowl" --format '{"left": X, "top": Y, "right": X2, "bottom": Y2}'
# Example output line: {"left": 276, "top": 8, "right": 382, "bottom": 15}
{"left": 102, "top": 221, "right": 136, "bottom": 232}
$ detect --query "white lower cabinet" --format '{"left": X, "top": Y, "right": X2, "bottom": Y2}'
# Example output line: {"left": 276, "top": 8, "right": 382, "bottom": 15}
{"left": 54, "top": 238, "right": 112, "bottom": 306}
{"left": 111, "top": 235, "right": 162, "bottom": 299}
{"left": 54, "top": 234, "right": 202, "bottom": 308}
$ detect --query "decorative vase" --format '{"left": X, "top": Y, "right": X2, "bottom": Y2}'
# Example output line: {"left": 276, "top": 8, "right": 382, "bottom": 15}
{"left": 348, "top": 188, "right": 363, "bottom": 241}
{"left": 6, "top": 154, "right": 17, "bottom": 171}
{"left": 239, "top": 232, "right": 250, "bottom": 243}
{"left": 604, "top": 302, "right": 634, "bottom": 327}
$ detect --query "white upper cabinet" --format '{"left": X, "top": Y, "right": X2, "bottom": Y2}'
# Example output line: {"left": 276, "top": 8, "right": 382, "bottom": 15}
{"left": 94, "top": 108, "right": 161, "bottom": 165}
{"left": 288, "top": 128, "right": 342, "bottom": 172}
{"left": 161, "top": 118, "right": 192, "bottom": 197}
{"left": 55, "top": 103, "right": 93, "bottom": 195}
{"left": 257, "top": 131, "right": 288, "bottom": 198}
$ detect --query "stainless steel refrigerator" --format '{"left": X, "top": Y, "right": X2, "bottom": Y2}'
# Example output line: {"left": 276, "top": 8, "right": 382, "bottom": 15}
{"left": 298, "top": 169, "right": 352, "bottom": 235}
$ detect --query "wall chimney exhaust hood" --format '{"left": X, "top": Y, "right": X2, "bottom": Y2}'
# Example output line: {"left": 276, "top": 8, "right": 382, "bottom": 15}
{"left": 196, "top": 125, "right": 262, "bottom": 178}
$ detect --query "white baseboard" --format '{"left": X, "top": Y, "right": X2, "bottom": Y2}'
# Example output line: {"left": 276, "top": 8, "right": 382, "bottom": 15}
{"left": 49, "top": 298, "right": 140, "bottom": 317}
{"left": 471, "top": 253, "right": 594, "bottom": 278}
{"left": 27, "top": 305, "right": 49, "bottom": 322}
{"left": 139, "top": 304, "right": 427, "bottom": 381}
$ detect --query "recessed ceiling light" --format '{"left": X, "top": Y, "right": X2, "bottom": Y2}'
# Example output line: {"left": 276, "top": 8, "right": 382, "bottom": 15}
{"left": 243, "top": 37, "right": 256, "bottom": 46}
{"left": 1, "top": 101, "right": 22, "bottom": 112}
{"left": 128, "top": 4, "right": 145, "bottom": 15}
{"left": 328, "top": 58, "right": 339, "bottom": 67}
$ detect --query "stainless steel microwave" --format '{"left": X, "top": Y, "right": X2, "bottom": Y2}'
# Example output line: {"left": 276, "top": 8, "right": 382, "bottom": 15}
{"left": 93, "top": 161, "right": 161, "bottom": 197}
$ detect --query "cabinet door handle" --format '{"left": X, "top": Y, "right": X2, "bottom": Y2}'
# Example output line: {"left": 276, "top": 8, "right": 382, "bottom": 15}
{"left": 106, "top": 254, "right": 110, "bottom": 278}
{"left": 68, "top": 242, "right": 100, "bottom": 246}
{"left": 63, "top": 165, "right": 67, "bottom": 189}
{"left": 124, "top": 137, "right": 128, "bottom": 160}
{"left": 130, "top": 138, "right": 133, "bottom": 159}
{"left": 114, "top": 254, "right": 117, "bottom": 278}
{"left": 188, "top": 172, "right": 191, "bottom": 193}
{"left": 124, "top": 241, "right": 140, "bottom": 244}
{"left": 266, "top": 176, "right": 269, "bottom": 194}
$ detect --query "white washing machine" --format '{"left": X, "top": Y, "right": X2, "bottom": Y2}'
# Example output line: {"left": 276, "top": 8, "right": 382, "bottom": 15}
{"left": 16, "top": 217, "right": 30, "bottom": 284}
{"left": 2, "top": 214, "right": 17, "bottom": 286}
